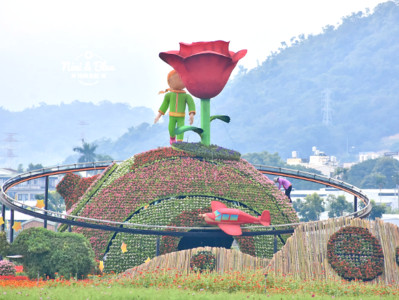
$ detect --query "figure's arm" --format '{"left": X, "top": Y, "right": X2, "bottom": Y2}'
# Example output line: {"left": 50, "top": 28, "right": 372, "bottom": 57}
{"left": 154, "top": 94, "right": 170, "bottom": 124}
{"left": 186, "top": 94, "right": 196, "bottom": 125}
{"left": 189, "top": 112, "right": 195, "bottom": 125}
{"left": 154, "top": 112, "right": 163, "bottom": 124}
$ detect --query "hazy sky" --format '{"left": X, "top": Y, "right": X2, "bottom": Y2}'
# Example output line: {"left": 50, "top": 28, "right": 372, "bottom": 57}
{"left": 0, "top": 0, "right": 388, "bottom": 113}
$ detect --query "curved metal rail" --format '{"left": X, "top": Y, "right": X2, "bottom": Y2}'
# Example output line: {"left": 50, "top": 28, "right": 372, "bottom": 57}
{"left": 0, "top": 161, "right": 371, "bottom": 238}
{"left": 253, "top": 164, "right": 372, "bottom": 219}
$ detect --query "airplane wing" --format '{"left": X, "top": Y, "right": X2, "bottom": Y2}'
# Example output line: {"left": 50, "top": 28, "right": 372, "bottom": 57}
{"left": 211, "top": 201, "right": 227, "bottom": 212}
{"left": 217, "top": 223, "right": 242, "bottom": 236}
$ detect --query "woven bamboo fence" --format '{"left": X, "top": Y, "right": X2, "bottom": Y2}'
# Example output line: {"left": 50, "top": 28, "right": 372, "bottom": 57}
{"left": 265, "top": 217, "right": 399, "bottom": 286}
{"left": 124, "top": 247, "right": 270, "bottom": 277}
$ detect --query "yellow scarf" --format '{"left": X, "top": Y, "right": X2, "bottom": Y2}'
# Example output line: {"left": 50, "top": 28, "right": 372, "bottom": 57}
{"left": 158, "top": 88, "right": 186, "bottom": 95}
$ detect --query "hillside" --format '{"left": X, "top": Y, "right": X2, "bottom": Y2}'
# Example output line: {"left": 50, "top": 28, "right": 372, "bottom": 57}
{"left": 212, "top": 1, "right": 399, "bottom": 159}
{"left": 98, "top": 1, "right": 399, "bottom": 162}
{"left": 2, "top": 2, "right": 399, "bottom": 167}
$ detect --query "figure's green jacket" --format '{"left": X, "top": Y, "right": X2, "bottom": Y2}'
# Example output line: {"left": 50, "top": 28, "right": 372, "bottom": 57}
{"left": 158, "top": 90, "right": 196, "bottom": 117}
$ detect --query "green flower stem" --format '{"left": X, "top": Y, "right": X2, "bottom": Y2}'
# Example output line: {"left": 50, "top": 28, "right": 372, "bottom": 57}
{"left": 200, "top": 98, "right": 211, "bottom": 146}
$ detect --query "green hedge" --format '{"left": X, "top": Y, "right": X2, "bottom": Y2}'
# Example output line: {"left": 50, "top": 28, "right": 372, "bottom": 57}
{"left": 10, "top": 228, "right": 96, "bottom": 279}
{"left": 0, "top": 231, "right": 10, "bottom": 258}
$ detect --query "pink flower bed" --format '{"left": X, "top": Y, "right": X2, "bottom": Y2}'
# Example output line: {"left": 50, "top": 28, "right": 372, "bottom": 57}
{"left": 57, "top": 173, "right": 100, "bottom": 211}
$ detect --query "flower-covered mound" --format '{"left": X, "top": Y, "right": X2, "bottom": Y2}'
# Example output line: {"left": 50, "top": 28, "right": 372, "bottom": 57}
{"left": 0, "top": 261, "right": 16, "bottom": 276}
{"left": 62, "top": 147, "right": 298, "bottom": 273}
{"left": 56, "top": 173, "right": 100, "bottom": 211}
{"left": 172, "top": 142, "right": 241, "bottom": 161}
{"left": 327, "top": 226, "right": 384, "bottom": 281}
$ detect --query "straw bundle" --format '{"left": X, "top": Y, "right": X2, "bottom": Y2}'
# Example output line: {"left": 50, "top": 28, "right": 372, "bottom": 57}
{"left": 124, "top": 246, "right": 270, "bottom": 277}
{"left": 265, "top": 218, "right": 399, "bottom": 286}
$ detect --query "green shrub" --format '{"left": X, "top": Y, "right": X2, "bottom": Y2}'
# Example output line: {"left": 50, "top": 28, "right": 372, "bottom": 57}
{"left": 0, "top": 231, "right": 10, "bottom": 257}
{"left": 0, "top": 260, "right": 16, "bottom": 276}
{"left": 10, "top": 227, "right": 95, "bottom": 279}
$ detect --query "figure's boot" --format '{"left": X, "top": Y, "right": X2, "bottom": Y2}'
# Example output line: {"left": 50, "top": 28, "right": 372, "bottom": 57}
{"left": 169, "top": 136, "right": 176, "bottom": 145}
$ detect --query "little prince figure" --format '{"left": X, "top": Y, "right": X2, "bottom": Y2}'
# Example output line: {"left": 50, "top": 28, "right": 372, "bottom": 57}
{"left": 154, "top": 70, "right": 196, "bottom": 144}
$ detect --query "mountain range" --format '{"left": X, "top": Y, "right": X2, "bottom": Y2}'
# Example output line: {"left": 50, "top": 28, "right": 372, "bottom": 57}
{"left": 1, "top": 1, "right": 399, "bottom": 168}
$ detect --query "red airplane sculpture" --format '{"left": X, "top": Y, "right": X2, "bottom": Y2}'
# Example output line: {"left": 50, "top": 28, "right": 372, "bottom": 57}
{"left": 199, "top": 201, "right": 271, "bottom": 236}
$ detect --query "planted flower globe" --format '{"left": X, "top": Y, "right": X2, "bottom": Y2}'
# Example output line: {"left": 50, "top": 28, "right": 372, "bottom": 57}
{"left": 159, "top": 40, "right": 247, "bottom": 145}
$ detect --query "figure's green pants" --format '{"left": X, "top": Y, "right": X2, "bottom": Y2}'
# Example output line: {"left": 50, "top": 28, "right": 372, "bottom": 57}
{"left": 169, "top": 116, "right": 185, "bottom": 141}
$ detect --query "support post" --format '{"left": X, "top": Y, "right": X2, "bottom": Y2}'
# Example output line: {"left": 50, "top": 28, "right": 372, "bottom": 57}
{"left": 354, "top": 196, "right": 358, "bottom": 213}
{"left": 1, "top": 205, "right": 5, "bottom": 232}
{"left": 156, "top": 236, "right": 160, "bottom": 256}
{"left": 10, "top": 209, "right": 14, "bottom": 243}
{"left": 273, "top": 234, "right": 278, "bottom": 254}
{"left": 200, "top": 99, "right": 211, "bottom": 146}
{"left": 397, "top": 184, "right": 399, "bottom": 210}
{"left": 44, "top": 176, "right": 49, "bottom": 229}
{"left": 68, "top": 225, "right": 72, "bottom": 232}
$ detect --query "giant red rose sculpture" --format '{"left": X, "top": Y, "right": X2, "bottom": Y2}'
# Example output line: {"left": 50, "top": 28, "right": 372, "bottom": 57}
{"left": 159, "top": 41, "right": 247, "bottom": 146}
{"left": 159, "top": 40, "right": 247, "bottom": 99}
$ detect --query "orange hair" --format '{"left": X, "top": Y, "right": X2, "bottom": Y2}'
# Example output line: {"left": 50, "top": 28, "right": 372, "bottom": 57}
{"left": 159, "top": 70, "right": 185, "bottom": 94}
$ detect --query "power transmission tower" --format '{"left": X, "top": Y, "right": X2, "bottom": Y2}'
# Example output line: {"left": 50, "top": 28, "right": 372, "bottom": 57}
{"left": 322, "top": 89, "right": 333, "bottom": 127}
{"left": 3, "top": 133, "right": 18, "bottom": 168}
{"left": 79, "top": 120, "right": 89, "bottom": 141}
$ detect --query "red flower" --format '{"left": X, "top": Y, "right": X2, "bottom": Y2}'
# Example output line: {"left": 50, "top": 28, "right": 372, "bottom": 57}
{"left": 159, "top": 40, "right": 247, "bottom": 98}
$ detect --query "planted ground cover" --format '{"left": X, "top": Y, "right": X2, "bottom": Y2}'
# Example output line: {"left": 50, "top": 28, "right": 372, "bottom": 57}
{"left": 172, "top": 142, "right": 241, "bottom": 161}
{"left": 327, "top": 226, "right": 384, "bottom": 281}
{"left": 0, "top": 271, "right": 398, "bottom": 299}
{"left": 56, "top": 173, "right": 100, "bottom": 211}
{"left": 103, "top": 197, "right": 272, "bottom": 273}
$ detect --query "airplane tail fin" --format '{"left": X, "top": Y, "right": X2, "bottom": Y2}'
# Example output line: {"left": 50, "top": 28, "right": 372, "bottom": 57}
{"left": 259, "top": 210, "right": 271, "bottom": 226}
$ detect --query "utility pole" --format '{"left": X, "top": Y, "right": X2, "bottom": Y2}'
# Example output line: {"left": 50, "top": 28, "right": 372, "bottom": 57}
{"left": 393, "top": 171, "right": 399, "bottom": 210}
{"left": 322, "top": 89, "right": 333, "bottom": 127}
{"left": 3, "top": 133, "right": 18, "bottom": 168}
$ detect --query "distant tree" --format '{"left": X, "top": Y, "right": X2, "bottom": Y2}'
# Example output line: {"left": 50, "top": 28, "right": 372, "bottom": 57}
{"left": 17, "top": 164, "right": 24, "bottom": 173}
{"left": 368, "top": 199, "right": 386, "bottom": 220}
{"left": 0, "top": 232, "right": 10, "bottom": 258}
{"left": 373, "top": 157, "right": 399, "bottom": 185}
{"left": 242, "top": 151, "right": 285, "bottom": 166}
{"left": 327, "top": 195, "right": 353, "bottom": 218}
{"left": 384, "top": 205, "right": 399, "bottom": 214}
{"left": 242, "top": 151, "right": 323, "bottom": 190}
{"left": 35, "top": 191, "right": 65, "bottom": 213}
{"left": 374, "top": 173, "right": 387, "bottom": 190}
{"left": 27, "top": 163, "right": 44, "bottom": 171}
{"left": 293, "top": 193, "right": 325, "bottom": 221}
{"left": 343, "top": 157, "right": 399, "bottom": 189}
{"left": 392, "top": 171, "right": 399, "bottom": 188}
{"left": 95, "top": 154, "right": 114, "bottom": 161}
{"left": 332, "top": 167, "right": 348, "bottom": 180}
{"left": 73, "top": 139, "right": 98, "bottom": 163}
